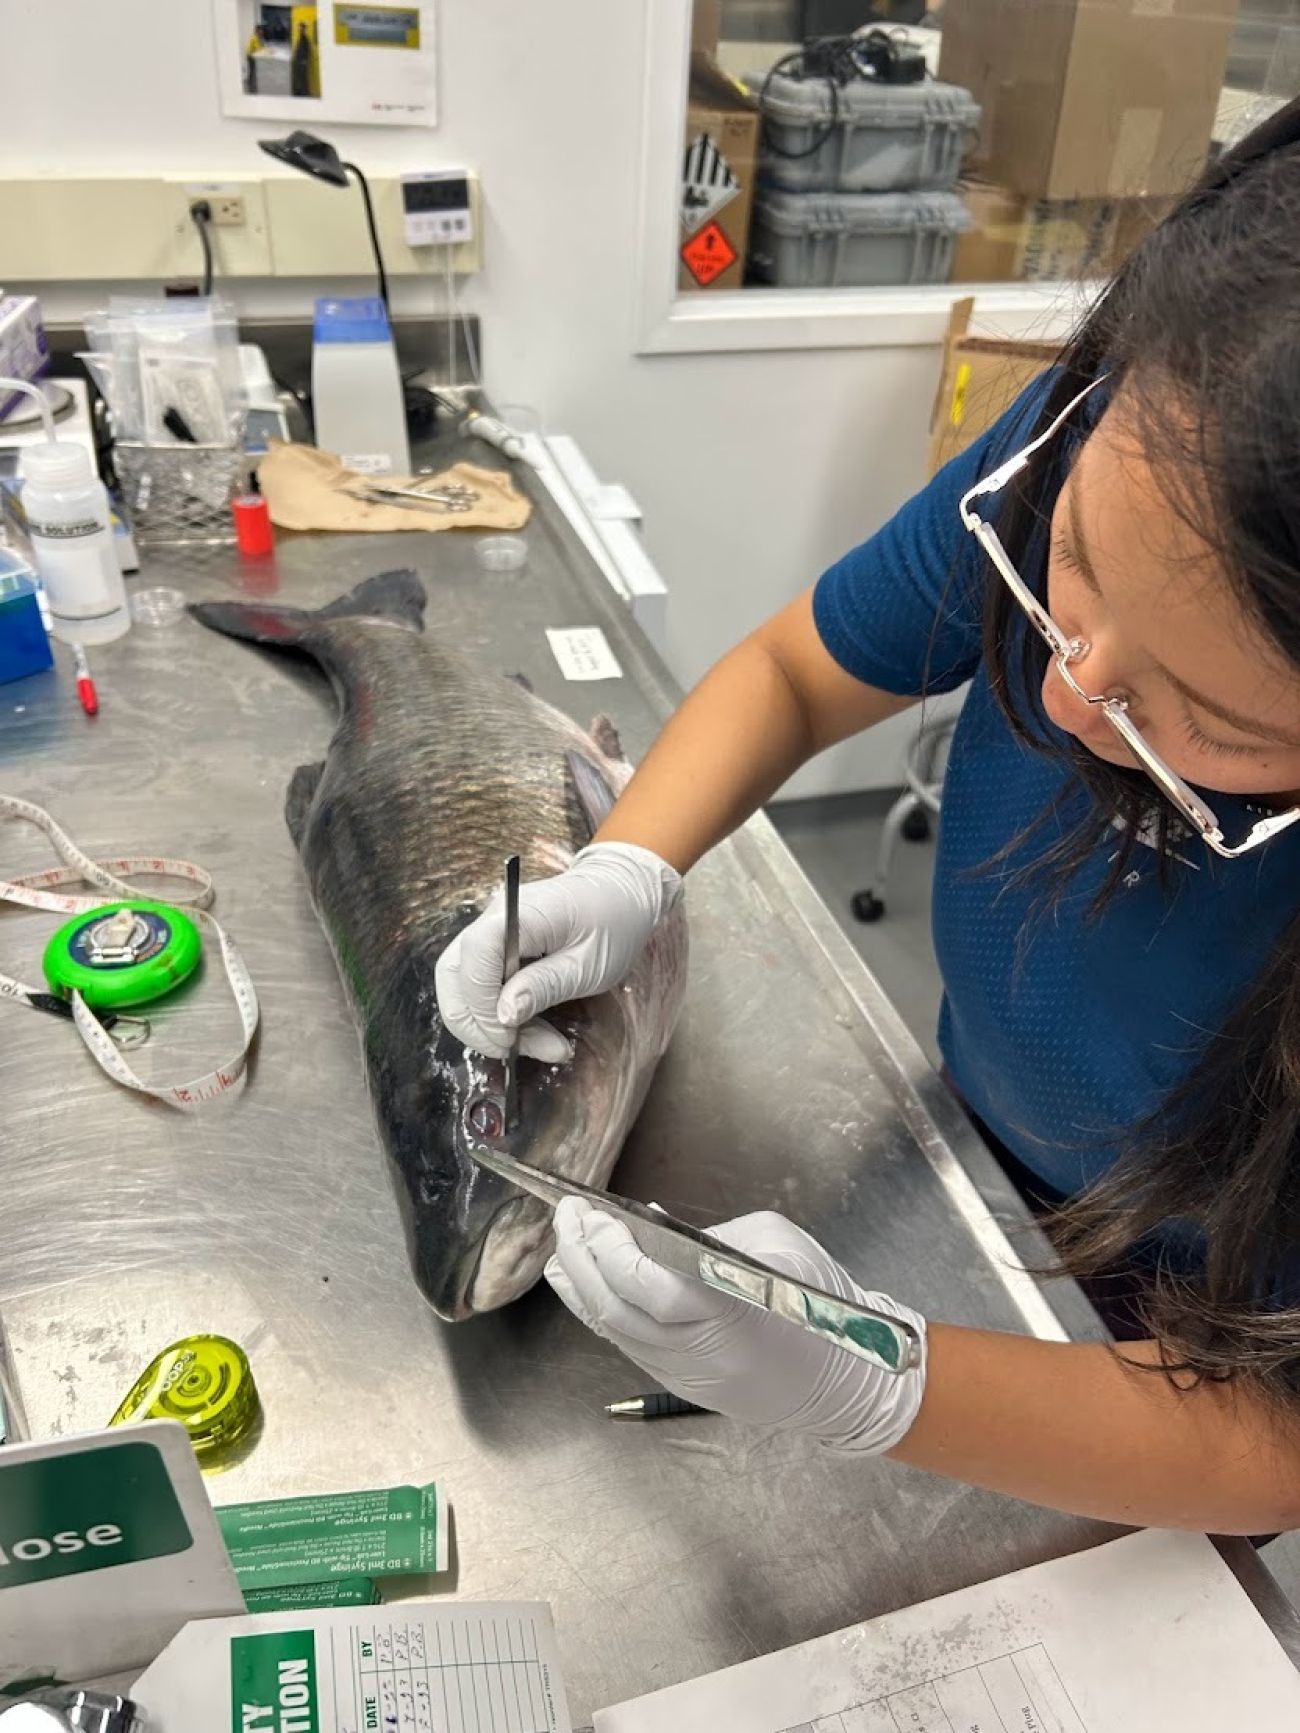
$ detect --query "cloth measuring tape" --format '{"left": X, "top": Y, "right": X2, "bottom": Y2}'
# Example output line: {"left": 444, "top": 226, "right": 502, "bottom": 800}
{"left": 0, "top": 793, "right": 259, "bottom": 1106}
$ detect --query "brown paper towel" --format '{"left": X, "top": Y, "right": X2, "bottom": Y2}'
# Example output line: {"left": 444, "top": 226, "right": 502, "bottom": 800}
{"left": 258, "top": 442, "right": 532, "bottom": 534}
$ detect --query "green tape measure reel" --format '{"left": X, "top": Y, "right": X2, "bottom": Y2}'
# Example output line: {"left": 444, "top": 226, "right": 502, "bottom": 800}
{"left": 109, "top": 1333, "right": 261, "bottom": 1462}
{"left": 43, "top": 899, "right": 202, "bottom": 1011}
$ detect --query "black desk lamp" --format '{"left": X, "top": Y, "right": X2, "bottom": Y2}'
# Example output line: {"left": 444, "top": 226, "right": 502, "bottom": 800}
{"left": 258, "top": 130, "right": 390, "bottom": 311}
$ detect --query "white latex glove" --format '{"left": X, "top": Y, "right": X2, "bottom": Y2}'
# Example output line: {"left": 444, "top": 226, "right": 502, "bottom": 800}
{"left": 545, "top": 1198, "right": 927, "bottom": 1454}
{"left": 434, "top": 842, "right": 682, "bottom": 1062}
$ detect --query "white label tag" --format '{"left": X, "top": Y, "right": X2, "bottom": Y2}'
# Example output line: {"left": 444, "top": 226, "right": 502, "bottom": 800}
{"left": 344, "top": 452, "right": 395, "bottom": 474}
{"left": 546, "top": 626, "right": 623, "bottom": 682}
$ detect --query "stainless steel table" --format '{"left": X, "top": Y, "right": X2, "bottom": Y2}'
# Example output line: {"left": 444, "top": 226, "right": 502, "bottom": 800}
{"left": 0, "top": 435, "right": 1294, "bottom": 1719}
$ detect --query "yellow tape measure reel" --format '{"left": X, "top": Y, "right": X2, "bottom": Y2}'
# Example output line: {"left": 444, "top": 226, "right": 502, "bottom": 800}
{"left": 109, "top": 1334, "right": 261, "bottom": 1463}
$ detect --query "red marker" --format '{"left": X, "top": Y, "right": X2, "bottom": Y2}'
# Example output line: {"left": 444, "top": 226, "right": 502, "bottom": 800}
{"left": 71, "top": 643, "right": 99, "bottom": 717}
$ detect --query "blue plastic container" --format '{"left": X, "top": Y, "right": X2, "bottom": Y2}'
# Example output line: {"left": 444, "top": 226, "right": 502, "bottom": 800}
{"left": 0, "top": 553, "right": 54, "bottom": 684}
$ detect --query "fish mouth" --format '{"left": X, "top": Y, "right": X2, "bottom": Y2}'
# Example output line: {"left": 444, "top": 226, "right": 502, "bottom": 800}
{"left": 466, "top": 1194, "right": 556, "bottom": 1312}
{"left": 419, "top": 1193, "right": 555, "bottom": 1321}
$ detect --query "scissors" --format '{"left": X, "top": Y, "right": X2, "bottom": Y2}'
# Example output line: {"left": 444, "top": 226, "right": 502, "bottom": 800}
{"left": 468, "top": 1145, "right": 921, "bottom": 1375}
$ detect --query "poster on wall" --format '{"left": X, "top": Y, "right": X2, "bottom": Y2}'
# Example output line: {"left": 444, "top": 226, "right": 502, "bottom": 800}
{"left": 211, "top": 0, "right": 437, "bottom": 126}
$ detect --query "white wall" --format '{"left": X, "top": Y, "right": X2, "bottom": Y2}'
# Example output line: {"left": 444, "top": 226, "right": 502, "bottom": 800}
{"left": 1, "top": 0, "right": 972, "bottom": 795}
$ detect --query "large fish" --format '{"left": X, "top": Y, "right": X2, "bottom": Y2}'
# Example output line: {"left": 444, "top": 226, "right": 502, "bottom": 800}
{"left": 191, "top": 570, "right": 687, "bottom": 1318}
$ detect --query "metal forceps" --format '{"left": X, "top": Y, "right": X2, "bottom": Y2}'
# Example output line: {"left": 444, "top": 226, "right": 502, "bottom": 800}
{"left": 358, "top": 480, "right": 481, "bottom": 513}
{"left": 467, "top": 1141, "right": 923, "bottom": 1376}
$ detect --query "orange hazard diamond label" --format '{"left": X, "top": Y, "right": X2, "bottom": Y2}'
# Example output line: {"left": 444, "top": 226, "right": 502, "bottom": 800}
{"left": 681, "top": 220, "right": 738, "bottom": 287}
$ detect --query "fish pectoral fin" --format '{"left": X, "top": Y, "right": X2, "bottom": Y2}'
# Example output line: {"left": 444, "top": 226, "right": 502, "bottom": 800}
{"left": 566, "top": 750, "right": 618, "bottom": 841}
{"left": 285, "top": 760, "right": 326, "bottom": 847}
{"left": 590, "top": 713, "right": 626, "bottom": 762}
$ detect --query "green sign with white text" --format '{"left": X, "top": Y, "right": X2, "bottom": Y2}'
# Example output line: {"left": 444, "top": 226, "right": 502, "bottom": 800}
{"left": 0, "top": 1439, "right": 193, "bottom": 1588}
{"left": 231, "top": 1631, "right": 319, "bottom": 1733}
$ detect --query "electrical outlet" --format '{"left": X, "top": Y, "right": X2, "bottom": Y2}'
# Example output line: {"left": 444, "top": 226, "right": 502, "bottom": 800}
{"left": 184, "top": 182, "right": 246, "bottom": 226}
{"left": 208, "top": 195, "right": 245, "bottom": 226}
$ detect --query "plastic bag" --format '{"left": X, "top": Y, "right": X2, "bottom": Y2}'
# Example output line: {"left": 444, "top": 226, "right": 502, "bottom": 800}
{"left": 91, "top": 296, "right": 245, "bottom": 447}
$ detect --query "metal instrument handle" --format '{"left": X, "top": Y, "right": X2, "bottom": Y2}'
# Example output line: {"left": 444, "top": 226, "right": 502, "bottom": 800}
{"left": 502, "top": 855, "right": 521, "bottom": 1130}
{"left": 468, "top": 1142, "right": 921, "bottom": 1375}
{"left": 697, "top": 1251, "right": 919, "bottom": 1373}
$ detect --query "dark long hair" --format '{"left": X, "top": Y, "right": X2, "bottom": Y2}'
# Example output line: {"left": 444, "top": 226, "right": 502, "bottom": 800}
{"left": 985, "top": 98, "right": 1300, "bottom": 1403}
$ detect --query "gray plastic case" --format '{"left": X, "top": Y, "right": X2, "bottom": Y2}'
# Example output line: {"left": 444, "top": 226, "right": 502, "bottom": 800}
{"left": 749, "top": 188, "right": 969, "bottom": 288}
{"left": 754, "top": 71, "right": 980, "bottom": 193}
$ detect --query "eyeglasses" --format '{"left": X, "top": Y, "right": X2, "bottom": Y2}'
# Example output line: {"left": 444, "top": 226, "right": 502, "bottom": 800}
{"left": 958, "top": 378, "right": 1300, "bottom": 860}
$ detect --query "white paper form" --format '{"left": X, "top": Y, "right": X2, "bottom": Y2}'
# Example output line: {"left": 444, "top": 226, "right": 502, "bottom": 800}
{"left": 594, "top": 1530, "right": 1300, "bottom": 1732}
{"left": 339, "top": 1611, "right": 567, "bottom": 1733}
{"left": 134, "top": 1600, "right": 572, "bottom": 1733}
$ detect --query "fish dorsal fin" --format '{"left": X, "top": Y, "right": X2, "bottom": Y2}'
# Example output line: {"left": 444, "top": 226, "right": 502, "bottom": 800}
{"left": 320, "top": 568, "right": 426, "bottom": 631}
{"left": 590, "top": 713, "right": 626, "bottom": 761}
{"left": 566, "top": 750, "right": 617, "bottom": 841}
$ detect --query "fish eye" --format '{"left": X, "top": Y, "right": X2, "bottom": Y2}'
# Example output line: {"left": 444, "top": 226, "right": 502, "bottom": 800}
{"left": 466, "top": 1096, "right": 505, "bottom": 1141}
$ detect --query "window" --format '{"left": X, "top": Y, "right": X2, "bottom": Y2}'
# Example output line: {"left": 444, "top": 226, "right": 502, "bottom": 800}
{"left": 675, "top": 0, "right": 1298, "bottom": 303}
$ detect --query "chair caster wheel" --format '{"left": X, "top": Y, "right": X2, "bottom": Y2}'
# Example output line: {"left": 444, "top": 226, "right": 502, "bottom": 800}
{"left": 851, "top": 890, "right": 885, "bottom": 923}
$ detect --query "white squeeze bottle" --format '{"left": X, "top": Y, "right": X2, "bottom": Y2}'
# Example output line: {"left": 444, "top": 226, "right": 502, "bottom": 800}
{"left": 20, "top": 442, "right": 130, "bottom": 645}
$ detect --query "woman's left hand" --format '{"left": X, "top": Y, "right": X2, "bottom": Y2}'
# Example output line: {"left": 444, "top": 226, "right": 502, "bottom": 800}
{"left": 544, "top": 1197, "right": 928, "bottom": 1454}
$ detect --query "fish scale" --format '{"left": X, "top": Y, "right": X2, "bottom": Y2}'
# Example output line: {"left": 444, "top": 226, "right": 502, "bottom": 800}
{"left": 191, "top": 569, "right": 688, "bottom": 1319}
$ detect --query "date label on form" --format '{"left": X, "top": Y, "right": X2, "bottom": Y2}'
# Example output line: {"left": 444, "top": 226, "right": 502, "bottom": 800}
{"left": 546, "top": 627, "right": 623, "bottom": 682}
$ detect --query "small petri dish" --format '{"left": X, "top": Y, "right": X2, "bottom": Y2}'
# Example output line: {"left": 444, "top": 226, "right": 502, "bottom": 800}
{"left": 476, "top": 535, "right": 528, "bottom": 575}
{"left": 131, "top": 586, "right": 187, "bottom": 627}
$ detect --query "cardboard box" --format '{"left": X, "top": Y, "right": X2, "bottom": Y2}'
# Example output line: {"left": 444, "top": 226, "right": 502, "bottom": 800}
{"left": 679, "top": 54, "right": 760, "bottom": 292}
{"left": 953, "top": 180, "right": 1171, "bottom": 282}
{"left": 927, "top": 297, "right": 1059, "bottom": 475}
{"left": 691, "top": 0, "right": 722, "bottom": 56}
{"left": 937, "top": 0, "right": 1239, "bottom": 200}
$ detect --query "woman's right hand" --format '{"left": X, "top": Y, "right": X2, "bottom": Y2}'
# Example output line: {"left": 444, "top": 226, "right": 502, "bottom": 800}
{"left": 434, "top": 841, "right": 683, "bottom": 1061}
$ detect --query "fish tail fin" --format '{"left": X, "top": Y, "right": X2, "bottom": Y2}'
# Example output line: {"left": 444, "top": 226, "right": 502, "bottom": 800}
{"left": 190, "top": 568, "right": 427, "bottom": 647}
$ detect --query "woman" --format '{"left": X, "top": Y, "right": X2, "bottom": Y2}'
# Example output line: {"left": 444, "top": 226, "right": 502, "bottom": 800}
{"left": 437, "top": 103, "right": 1300, "bottom": 1535}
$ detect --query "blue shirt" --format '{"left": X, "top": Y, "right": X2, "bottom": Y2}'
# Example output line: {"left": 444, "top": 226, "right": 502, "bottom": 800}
{"left": 813, "top": 383, "right": 1300, "bottom": 1197}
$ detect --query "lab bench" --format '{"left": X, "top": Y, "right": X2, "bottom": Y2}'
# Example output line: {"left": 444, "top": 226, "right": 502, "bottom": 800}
{"left": 0, "top": 421, "right": 1295, "bottom": 1721}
